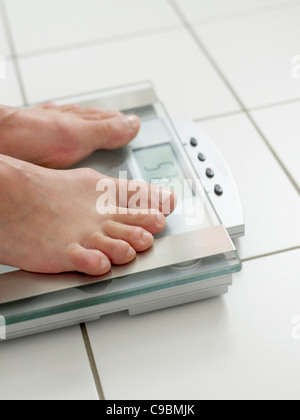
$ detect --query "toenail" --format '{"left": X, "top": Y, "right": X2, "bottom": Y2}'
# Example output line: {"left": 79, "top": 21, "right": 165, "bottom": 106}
{"left": 125, "top": 115, "right": 140, "bottom": 131}
{"left": 156, "top": 213, "right": 165, "bottom": 226}
{"left": 142, "top": 231, "right": 152, "bottom": 243}
{"left": 127, "top": 247, "right": 136, "bottom": 259}
{"left": 100, "top": 258, "right": 110, "bottom": 270}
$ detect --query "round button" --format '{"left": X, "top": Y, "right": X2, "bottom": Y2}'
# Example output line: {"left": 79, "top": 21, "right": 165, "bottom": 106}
{"left": 214, "top": 185, "right": 223, "bottom": 196}
{"left": 206, "top": 168, "right": 215, "bottom": 179}
{"left": 198, "top": 153, "right": 206, "bottom": 162}
{"left": 190, "top": 138, "right": 198, "bottom": 147}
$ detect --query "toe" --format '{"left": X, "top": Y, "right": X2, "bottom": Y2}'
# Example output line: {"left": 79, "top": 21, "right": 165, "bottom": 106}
{"left": 111, "top": 177, "right": 177, "bottom": 216}
{"left": 78, "top": 106, "right": 104, "bottom": 114}
{"left": 88, "top": 233, "right": 136, "bottom": 265}
{"left": 79, "top": 110, "right": 121, "bottom": 121}
{"left": 102, "top": 221, "right": 154, "bottom": 252}
{"left": 66, "top": 106, "right": 103, "bottom": 116}
{"left": 97, "top": 110, "right": 122, "bottom": 120}
{"left": 66, "top": 243, "right": 111, "bottom": 276}
{"left": 89, "top": 114, "right": 140, "bottom": 150}
{"left": 113, "top": 210, "right": 167, "bottom": 236}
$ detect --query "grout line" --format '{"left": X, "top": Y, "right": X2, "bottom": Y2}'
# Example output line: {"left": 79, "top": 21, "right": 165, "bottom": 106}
{"left": 185, "top": 0, "right": 300, "bottom": 26}
{"left": 247, "top": 96, "right": 300, "bottom": 112}
{"left": 25, "top": 82, "right": 300, "bottom": 119}
{"left": 2, "top": 0, "right": 295, "bottom": 192}
{"left": 194, "top": 109, "right": 244, "bottom": 123}
{"left": 242, "top": 246, "right": 300, "bottom": 263}
{"left": 246, "top": 113, "right": 300, "bottom": 194}
{"left": 0, "top": 0, "right": 28, "bottom": 106}
{"left": 12, "top": 24, "right": 182, "bottom": 60}
{"left": 80, "top": 324, "right": 106, "bottom": 401}
{"left": 3, "top": 1, "right": 298, "bottom": 61}
{"left": 4, "top": 1, "right": 298, "bottom": 118}
{"left": 168, "top": 0, "right": 300, "bottom": 196}
{"left": 1, "top": 0, "right": 299, "bottom": 119}
{"left": 25, "top": 83, "right": 300, "bottom": 128}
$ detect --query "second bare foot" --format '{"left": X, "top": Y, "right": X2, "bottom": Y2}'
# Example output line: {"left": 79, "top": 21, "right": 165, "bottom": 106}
{"left": 0, "top": 103, "right": 140, "bottom": 168}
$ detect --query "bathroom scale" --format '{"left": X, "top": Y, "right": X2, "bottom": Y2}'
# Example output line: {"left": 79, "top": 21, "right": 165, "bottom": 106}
{"left": 0, "top": 82, "right": 245, "bottom": 341}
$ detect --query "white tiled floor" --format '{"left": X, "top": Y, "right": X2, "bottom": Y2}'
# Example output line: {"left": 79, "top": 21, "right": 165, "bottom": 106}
{"left": 199, "top": 114, "right": 300, "bottom": 259}
{"left": 4, "top": 0, "right": 181, "bottom": 55}
{"left": 0, "top": 6, "right": 23, "bottom": 106}
{"left": 0, "top": 0, "right": 299, "bottom": 400}
{"left": 174, "top": 0, "right": 300, "bottom": 22}
{"left": 0, "top": 10, "right": 10, "bottom": 57}
{"left": 87, "top": 249, "right": 300, "bottom": 400}
{"left": 0, "top": 327, "right": 98, "bottom": 400}
{"left": 251, "top": 103, "right": 300, "bottom": 189}
{"left": 0, "top": 60, "right": 24, "bottom": 106}
{"left": 194, "top": 5, "right": 300, "bottom": 108}
{"left": 18, "top": 29, "right": 240, "bottom": 119}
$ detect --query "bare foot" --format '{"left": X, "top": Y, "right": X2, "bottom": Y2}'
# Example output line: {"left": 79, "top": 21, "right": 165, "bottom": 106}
{"left": 0, "top": 103, "right": 140, "bottom": 168}
{"left": 0, "top": 155, "right": 176, "bottom": 276}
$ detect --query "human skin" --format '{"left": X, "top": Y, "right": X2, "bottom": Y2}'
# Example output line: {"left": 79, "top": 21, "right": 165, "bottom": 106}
{"left": 0, "top": 102, "right": 176, "bottom": 275}
{"left": 0, "top": 103, "right": 141, "bottom": 168}
{"left": 0, "top": 154, "right": 176, "bottom": 275}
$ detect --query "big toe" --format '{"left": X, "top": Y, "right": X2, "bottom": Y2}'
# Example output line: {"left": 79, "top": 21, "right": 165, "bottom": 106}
{"left": 102, "top": 221, "right": 154, "bottom": 253}
{"left": 66, "top": 244, "right": 111, "bottom": 276}
{"left": 89, "top": 114, "right": 141, "bottom": 151}
{"left": 114, "top": 177, "right": 177, "bottom": 216}
{"left": 88, "top": 233, "right": 137, "bottom": 266}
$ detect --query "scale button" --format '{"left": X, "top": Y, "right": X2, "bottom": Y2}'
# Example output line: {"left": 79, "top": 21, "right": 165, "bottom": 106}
{"left": 206, "top": 168, "right": 215, "bottom": 179}
{"left": 190, "top": 137, "right": 198, "bottom": 147}
{"left": 214, "top": 184, "right": 224, "bottom": 196}
{"left": 198, "top": 153, "right": 206, "bottom": 162}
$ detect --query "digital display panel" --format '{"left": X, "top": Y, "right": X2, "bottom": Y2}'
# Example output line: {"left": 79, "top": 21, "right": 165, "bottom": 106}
{"left": 134, "top": 143, "right": 186, "bottom": 188}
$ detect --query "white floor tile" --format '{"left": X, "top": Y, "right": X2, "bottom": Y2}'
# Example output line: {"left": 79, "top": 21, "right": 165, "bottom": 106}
{"left": 0, "top": 11, "right": 10, "bottom": 57}
{"left": 0, "top": 59, "right": 23, "bottom": 107}
{"left": 87, "top": 249, "right": 300, "bottom": 400}
{"left": 251, "top": 102, "right": 300, "bottom": 189}
{"left": 0, "top": 327, "right": 98, "bottom": 400}
{"left": 5, "top": 0, "right": 181, "bottom": 55}
{"left": 19, "top": 29, "right": 240, "bottom": 120}
{"left": 199, "top": 114, "right": 300, "bottom": 259}
{"left": 194, "top": 6, "right": 300, "bottom": 108}
{"left": 174, "top": 0, "right": 300, "bottom": 22}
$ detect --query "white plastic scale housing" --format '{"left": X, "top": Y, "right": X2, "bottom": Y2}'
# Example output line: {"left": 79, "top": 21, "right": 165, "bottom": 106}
{"left": 0, "top": 82, "right": 245, "bottom": 341}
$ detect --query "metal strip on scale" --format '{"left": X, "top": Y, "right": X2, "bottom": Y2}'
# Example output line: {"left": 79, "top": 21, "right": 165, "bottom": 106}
{"left": 0, "top": 225, "right": 235, "bottom": 305}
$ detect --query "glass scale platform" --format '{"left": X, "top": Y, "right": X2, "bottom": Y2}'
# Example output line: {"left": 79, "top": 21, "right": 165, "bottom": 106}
{"left": 0, "top": 82, "right": 244, "bottom": 340}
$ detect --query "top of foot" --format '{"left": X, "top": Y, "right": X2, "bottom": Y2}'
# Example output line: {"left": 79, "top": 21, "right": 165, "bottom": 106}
{"left": 0, "top": 103, "right": 141, "bottom": 168}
